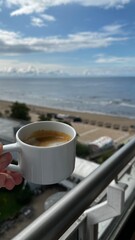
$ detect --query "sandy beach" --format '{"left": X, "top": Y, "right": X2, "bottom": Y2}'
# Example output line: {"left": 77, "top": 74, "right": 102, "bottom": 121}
{"left": 0, "top": 99, "right": 135, "bottom": 129}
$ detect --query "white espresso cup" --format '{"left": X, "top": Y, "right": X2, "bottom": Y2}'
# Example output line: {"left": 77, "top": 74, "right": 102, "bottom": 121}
{"left": 3, "top": 121, "right": 76, "bottom": 185}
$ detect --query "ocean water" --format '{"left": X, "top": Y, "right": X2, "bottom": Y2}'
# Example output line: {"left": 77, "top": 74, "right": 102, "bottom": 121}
{"left": 0, "top": 76, "right": 135, "bottom": 118}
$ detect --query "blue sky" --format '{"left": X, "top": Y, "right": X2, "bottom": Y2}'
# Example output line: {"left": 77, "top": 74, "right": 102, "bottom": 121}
{"left": 0, "top": 0, "right": 135, "bottom": 77}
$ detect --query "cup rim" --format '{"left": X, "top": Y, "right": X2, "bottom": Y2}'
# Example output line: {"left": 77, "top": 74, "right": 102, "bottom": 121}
{"left": 16, "top": 121, "right": 76, "bottom": 149}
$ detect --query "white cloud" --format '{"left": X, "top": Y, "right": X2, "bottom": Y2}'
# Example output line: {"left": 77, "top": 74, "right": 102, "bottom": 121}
{"left": 0, "top": 56, "right": 135, "bottom": 76}
{"left": 31, "top": 14, "right": 55, "bottom": 28}
{"left": 41, "top": 14, "right": 56, "bottom": 22}
{"left": 95, "top": 55, "right": 135, "bottom": 64}
{"left": 7, "top": 1, "right": 45, "bottom": 16}
{"left": 102, "top": 24, "right": 125, "bottom": 34}
{"left": 0, "top": 59, "right": 73, "bottom": 76}
{"left": 2, "top": 0, "right": 132, "bottom": 17}
{"left": 0, "top": 29, "right": 20, "bottom": 42}
{"left": 31, "top": 17, "right": 46, "bottom": 27}
{"left": 79, "top": 0, "right": 131, "bottom": 9}
{"left": 0, "top": 24, "right": 128, "bottom": 54}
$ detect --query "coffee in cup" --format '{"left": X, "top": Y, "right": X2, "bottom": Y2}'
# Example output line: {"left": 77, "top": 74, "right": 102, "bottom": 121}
{"left": 23, "top": 130, "right": 72, "bottom": 147}
{"left": 3, "top": 121, "right": 76, "bottom": 185}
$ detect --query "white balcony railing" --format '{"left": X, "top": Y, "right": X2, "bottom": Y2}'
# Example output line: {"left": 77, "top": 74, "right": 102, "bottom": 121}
{"left": 12, "top": 137, "right": 135, "bottom": 240}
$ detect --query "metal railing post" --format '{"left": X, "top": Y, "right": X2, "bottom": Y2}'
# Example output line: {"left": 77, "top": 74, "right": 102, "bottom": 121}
{"left": 85, "top": 181, "right": 126, "bottom": 240}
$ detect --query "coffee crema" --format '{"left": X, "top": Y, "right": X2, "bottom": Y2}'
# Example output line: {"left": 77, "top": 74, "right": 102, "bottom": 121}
{"left": 23, "top": 130, "right": 72, "bottom": 147}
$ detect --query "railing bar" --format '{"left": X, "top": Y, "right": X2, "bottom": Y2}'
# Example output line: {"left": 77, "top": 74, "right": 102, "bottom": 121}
{"left": 13, "top": 138, "right": 135, "bottom": 240}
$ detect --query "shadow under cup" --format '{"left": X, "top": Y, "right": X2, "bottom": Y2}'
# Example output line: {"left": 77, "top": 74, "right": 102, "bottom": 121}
{"left": 6, "top": 121, "right": 76, "bottom": 185}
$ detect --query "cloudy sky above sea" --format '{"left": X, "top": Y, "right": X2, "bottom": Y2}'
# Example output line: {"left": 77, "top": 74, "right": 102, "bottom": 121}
{"left": 0, "top": 0, "right": 135, "bottom": 77}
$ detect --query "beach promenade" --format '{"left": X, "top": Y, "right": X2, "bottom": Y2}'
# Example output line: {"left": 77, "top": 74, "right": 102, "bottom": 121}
{"left": 72, "top": 122, "right": 135, "bottom": 145}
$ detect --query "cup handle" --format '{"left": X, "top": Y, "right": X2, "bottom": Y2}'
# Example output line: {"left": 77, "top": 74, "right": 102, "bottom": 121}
{"left": 3, "top": 143, "right": 21, "bottom": 173}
